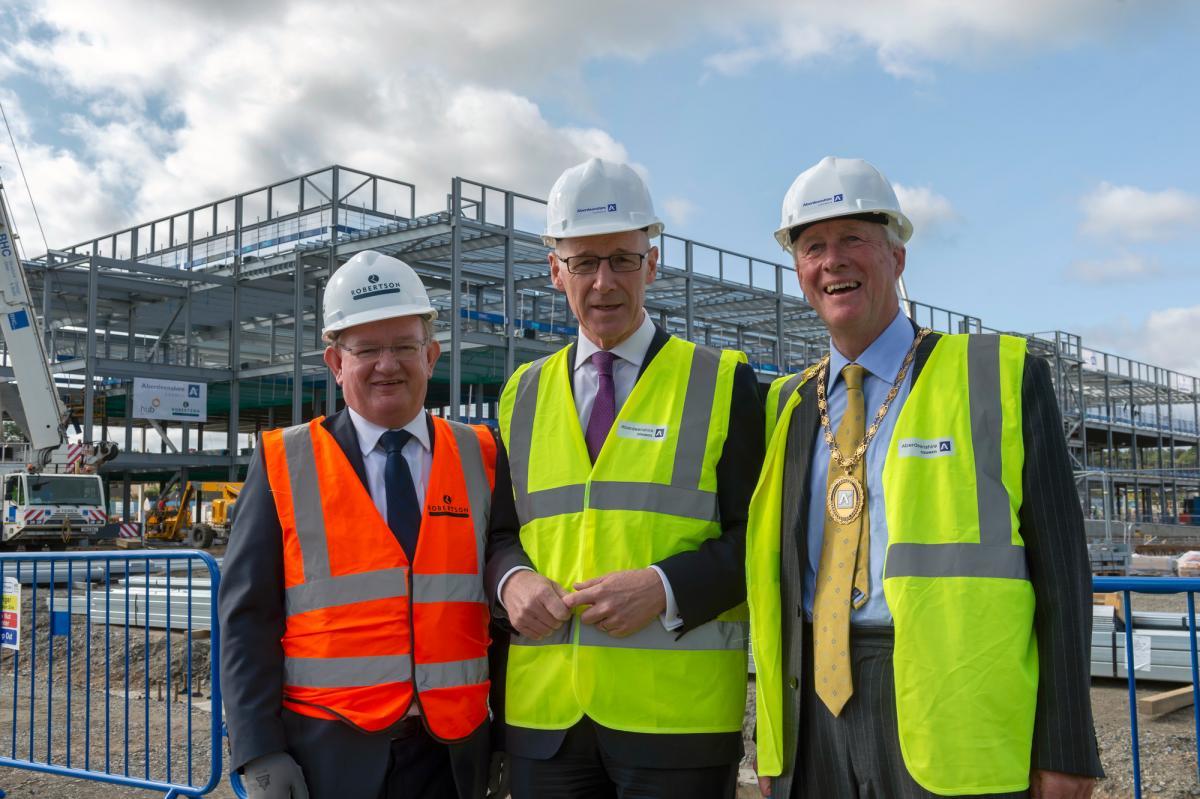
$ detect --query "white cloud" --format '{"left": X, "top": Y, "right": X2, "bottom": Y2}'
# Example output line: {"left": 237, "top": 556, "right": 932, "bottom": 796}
{"left": 705, "top": 0, "right": 1190, "bottom": 79}
{"left": 893, "top": 183, "right": 958, "bottom": 241}
{"left": 1085, "top": 305, "right": 1200, "bottom": 378}
{"left": 1141, "top": 306, "right": 1200, "bottom": 377}
{"left": 1066, "top": 251, "right": 1161, "bottom": 283}
{"left": 662, "top": 197, "right": 698, "bottom": 229}
{"left": 1080, "top": 182, "right": 1200, "bottom": 241}
{"left": 3, "top": 0, "right": 1195, "bottom": 252}
{"left": 2, "top": 0, "right": 653, "bottom": 250}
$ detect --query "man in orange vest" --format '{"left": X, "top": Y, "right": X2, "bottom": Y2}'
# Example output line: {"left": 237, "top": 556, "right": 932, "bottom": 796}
{"left": 219, "top": 250, "right": 505, "bottom": 798}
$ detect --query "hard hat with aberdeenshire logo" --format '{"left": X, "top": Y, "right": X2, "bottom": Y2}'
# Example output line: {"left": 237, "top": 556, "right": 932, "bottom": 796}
{"left": 322, "top": 250, "right": 437, "bottom": 337}
{"left": 775, "top": 156, "right": 913, "bottom": 252}
{"left": 543, "top": 157, "right": 664, "bottom": 246}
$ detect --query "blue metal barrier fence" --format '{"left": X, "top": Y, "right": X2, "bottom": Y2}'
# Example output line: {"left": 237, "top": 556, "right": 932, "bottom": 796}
{"left": 0, "top": 550, "right": 222, "bottom": 798}
{"left": 1094, "top": 576, "right": 1200, "bottom": 799}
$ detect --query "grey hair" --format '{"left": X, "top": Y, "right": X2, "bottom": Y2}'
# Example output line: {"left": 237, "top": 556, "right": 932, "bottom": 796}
{"left": 884, "top": 224, "right": 905, "bottom": 250}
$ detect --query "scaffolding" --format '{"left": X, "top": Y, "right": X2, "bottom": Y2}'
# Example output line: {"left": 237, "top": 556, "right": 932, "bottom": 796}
{"left": 0, "top": 165, "right": 1195, "bottom": 529}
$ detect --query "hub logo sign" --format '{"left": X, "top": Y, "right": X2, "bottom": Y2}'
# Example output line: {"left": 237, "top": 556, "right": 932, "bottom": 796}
{"left": 896, "top": 438, "right": 955, "bottom": 459}
{"left": 352, "top": 273, "right": 403, "bottom": 301}
{"left": 576, "top": 203, "right": 618, "bottom": 216}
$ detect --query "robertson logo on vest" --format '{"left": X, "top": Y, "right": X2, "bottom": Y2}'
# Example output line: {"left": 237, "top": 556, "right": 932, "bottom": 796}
{"left": 427, "top": 493, "right": 469, "bottom": 518}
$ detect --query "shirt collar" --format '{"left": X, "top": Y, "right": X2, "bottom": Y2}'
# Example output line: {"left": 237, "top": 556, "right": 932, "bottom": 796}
{"left": 828, "top": 310, "right": 914, "bottom": 389}
{"left": 574, "top": 311, "right": 655, "bottom": 372}
{"left": 348, "top": 406, "right": 431, "bottom": 456}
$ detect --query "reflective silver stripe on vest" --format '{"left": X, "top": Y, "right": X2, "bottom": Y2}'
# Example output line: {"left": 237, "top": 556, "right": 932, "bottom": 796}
{"left": 508, "top": 357, "right": 548, "bottom": 520}
{"left": 885, "top": 335, "right": 1029, "bottom": 581}
{"left": 508, "top": 346, "right": 723, "bottom": 523}
{"left": 281, "top": 424, "right": 330, "bottom": 582}
{"left": 286, "top": 568, "right": 409, "bottom": 616}
{"left": 523, "top": 485, "right": 587, "bottom": 523}
{"left": 510, "top": 618, "right": 574, "bottom": 647}
{"left": 588, "top": 482, "right": 719, "bottom": 522}
{"left": 577, "top": 618, "right": 746, "bottom": 652}
{"left": 412, "top": 572, "right": 487, "bottom": 604}
{"left": 448, "top": 420, "right": 491, "bottom": 572}
{"left": 776, "top": 373, "right": 805, "bottom": 422}
{"left": 282, "top": 418, "right": 490, "bottom": 617}
{"left": 671, "top": 345, "right": 721, "bottom": 488}
{"left": 416, "top": 656, "right": 489, "bottom": 691}
{"left": 285, "top": 655, "right": 412, "bottom": 688}
{"left": 885, "top": 542, "right": 1028, "bottom": 580}
{"left": 969, "top": 335, "right": 1012, "bottom": 548}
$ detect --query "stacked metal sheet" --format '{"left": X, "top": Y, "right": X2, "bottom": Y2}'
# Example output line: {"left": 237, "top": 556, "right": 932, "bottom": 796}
{"left": 1091, "top": 605, "right": 1200, "bottom": 683}
{"left": 50, "top": 573, "right": 214, "bottom": 632}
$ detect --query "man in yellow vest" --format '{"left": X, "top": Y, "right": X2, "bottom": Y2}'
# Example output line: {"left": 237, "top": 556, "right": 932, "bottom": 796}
{"left": 486, "top": 158, "right": 764, "bottom": 797}
{"left": 748, "top": 157, "right": 1102, "bottom": 798}
{"left": 219, "top": 251, "right": 503, "bottom": 798}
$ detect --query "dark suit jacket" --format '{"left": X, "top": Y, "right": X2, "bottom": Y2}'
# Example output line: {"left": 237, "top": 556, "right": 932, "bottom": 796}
{"left": 218, "top": 408, "right": 504, "bottom": 799}
{"left": 484, "top": 326, "right": 765, "bottom": 768}
{"left": 767, "top": 330, "right": 1104, "bottom": 798}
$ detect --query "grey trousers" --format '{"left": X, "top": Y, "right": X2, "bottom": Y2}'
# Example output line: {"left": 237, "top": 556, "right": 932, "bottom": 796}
{"left": 797, "top": 625, "right": 1029, "bottom": 799}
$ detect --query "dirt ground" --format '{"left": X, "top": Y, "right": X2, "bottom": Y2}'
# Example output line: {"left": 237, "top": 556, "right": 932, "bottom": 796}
{"left": 0, "top": 562, "right": 1196, "bottom": 798}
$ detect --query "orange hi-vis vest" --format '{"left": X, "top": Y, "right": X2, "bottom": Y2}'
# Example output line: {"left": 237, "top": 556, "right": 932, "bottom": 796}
{"left": 262, "top": 414, "right": 496, "bottom": 741}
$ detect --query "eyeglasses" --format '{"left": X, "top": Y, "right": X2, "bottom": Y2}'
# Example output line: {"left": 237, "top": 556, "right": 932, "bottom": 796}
{"left": 558, "top": 251, "right": 649, "bottom": 275}
{"left": 338, "top": 341, "right": 428, "bottom": 362}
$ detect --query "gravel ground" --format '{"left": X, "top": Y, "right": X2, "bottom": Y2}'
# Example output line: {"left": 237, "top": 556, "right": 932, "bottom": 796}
{"left": 735, "top": 591, "right": 1200, "bottom": 799}
{"left": 0, "top": 568, "right": 1197, "bottom": 798}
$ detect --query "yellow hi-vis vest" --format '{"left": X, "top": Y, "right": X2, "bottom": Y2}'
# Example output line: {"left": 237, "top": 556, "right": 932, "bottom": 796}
{"left": 748, "top": 334, "right": 1037, "bottom": 795}
{"left": 498, "top": 336, "right": 749, "bottom": 734}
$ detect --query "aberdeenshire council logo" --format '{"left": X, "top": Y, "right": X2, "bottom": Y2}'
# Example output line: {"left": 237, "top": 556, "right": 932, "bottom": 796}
{"left": 576, "top": 203, "right": 618, "bottom": 215}
{"left": 352, "top": 272, "right": 403, "bottom": 301}
{"left": 801, "top": 193, "right": 844, "bottom": 209}
{"left": 896, "top": 438, "right": 954, "bottom": 459}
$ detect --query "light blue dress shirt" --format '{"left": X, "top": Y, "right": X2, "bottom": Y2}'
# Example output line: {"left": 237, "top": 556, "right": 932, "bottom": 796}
{"left": 804, "top": 310, "right": 915, "bottom": 626}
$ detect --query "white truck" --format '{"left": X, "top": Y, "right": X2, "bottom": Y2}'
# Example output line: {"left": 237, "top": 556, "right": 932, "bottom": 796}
{"left": 0, "top": 181, "right": 118, "bottom": 548}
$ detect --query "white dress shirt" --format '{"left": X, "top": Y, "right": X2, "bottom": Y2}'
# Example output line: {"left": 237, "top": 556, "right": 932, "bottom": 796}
{"left": 500, "top": 312, "right": 684, "bottom": 631}
{"left": 346, "top": 406, "right": 431, "bottom": 717}
{"left": 346, "top": 406, "right": 433, "bottom": 529}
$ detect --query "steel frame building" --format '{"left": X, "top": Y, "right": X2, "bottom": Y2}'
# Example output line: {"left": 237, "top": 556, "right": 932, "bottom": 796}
{"left": 2, "top": 165, "right": 1196, "bottom": 528}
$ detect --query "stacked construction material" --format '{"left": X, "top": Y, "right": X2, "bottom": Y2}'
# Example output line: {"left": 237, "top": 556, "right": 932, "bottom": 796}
{"left": 47, "top": 560, "right": 218, "bottom": 632}
{"left": 1092, "top": 604, "right": 1200, "bottom": 683}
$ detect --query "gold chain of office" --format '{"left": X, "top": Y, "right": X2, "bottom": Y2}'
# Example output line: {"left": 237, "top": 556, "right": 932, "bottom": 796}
{"left": 817, "top": 326, "right": 932, "bottom": 471}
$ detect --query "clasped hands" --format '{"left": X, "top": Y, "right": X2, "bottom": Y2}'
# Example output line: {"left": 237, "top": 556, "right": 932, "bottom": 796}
{"left": 501, "top": 568, "right": 666, "bottom": 640}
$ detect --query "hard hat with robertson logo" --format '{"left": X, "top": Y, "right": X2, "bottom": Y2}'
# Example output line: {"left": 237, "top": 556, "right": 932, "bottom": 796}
{"left": 543, "top": 157, "right": 664, "bottom": 246}
{"left": 322, "top": 250, "right": 437, "bottom": 337}
{"left": 775, "top": 156, "right": 913, "bottom": 252}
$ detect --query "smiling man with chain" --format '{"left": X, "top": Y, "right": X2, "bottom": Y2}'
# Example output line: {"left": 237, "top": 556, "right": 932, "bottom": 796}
{"left": 747, "top": 157, "right": 1102, "bottom": 799}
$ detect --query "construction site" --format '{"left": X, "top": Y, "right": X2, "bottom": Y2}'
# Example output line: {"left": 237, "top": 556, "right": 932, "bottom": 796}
{"left": 0, "top": 163, "right": 1194, "bottom": 551}
{"left": 0, "top": 165, "right": 1198, "bottom": 799}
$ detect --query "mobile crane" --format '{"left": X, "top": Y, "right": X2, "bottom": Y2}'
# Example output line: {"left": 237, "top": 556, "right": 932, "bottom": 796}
{"left": 0, "top": 180, "right": 118, "bottom": 548}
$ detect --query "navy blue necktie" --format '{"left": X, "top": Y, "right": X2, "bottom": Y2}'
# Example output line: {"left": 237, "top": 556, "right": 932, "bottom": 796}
{"left": 380, "top": 429, "right": 421, "bottom": 559}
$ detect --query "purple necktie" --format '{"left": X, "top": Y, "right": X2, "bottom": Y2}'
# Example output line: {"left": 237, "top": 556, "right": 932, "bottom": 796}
{"left": 585, "top": 351, "right": 617, "bottom": 462}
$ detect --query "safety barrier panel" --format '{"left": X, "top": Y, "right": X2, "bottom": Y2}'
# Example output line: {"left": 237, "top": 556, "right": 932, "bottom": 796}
{"left": 1094, "top": 576, "right": 1200, "bottom": 799}
{"left": 0, "top": 550, "right": 222, "bottom": 798}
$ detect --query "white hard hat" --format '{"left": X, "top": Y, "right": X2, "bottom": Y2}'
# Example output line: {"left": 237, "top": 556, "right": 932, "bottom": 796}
{"left": 322, "top": 250, "right": 437, "bottom": 337}
{"left": 543, "top": 157, "right": 664, "bottom": 246}
{"left": 775, "top": 156, "right": 913, "bottom": 252}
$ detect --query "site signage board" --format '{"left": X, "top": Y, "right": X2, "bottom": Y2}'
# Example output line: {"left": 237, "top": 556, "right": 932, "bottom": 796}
{"left": 2, "top": 576, "right": 19, "bottom": 650}
{"left": 132, "top": 378, "right": 208, "bottom": 422}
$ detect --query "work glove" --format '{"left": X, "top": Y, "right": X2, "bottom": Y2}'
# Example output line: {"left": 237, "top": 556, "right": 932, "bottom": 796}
{"left": 243, "top": 750, "right": 310, "bottom": 799}
{"left": 486, "top": 751, "right": 509, "bottom": 797}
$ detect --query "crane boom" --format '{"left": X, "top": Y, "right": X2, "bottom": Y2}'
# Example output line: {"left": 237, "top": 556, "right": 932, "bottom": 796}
{"left": 0, "top": 182, "right": 67, "bottom": 467}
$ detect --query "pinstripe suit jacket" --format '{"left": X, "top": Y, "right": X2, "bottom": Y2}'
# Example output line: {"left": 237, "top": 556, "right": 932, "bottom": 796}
{"left": 770, "top": 331, "right": 1103, "bottom": 798}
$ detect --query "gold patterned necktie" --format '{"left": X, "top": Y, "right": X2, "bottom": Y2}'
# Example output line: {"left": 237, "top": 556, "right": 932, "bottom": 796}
{"left": 813, "top": 363, "right": 871, "bottom": 717}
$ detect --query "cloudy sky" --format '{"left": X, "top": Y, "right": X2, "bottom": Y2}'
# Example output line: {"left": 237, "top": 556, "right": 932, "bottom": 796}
{"left": 2, "top": 0, "right": 1199, "bottom": 375}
